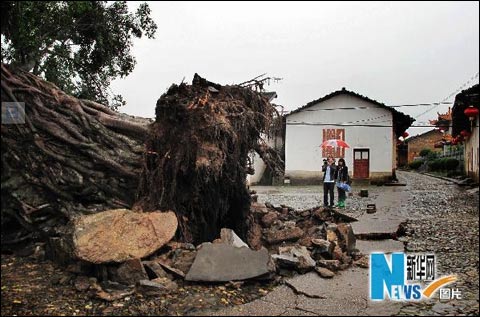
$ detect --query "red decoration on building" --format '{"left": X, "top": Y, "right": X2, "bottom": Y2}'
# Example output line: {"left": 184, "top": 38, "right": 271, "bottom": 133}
{"left": 402, "top": 132, "right": 409, "bottom": 138}
{"left": 464, "top": 105, "right": 479, "bottom": 119}
{"left": 460, "top": 130, "right": 471, "bottom": 138}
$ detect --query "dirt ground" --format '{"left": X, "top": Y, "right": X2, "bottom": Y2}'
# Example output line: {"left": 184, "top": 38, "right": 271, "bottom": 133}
{"left": 1, "top": 253, "right": 277, "bottom": 316}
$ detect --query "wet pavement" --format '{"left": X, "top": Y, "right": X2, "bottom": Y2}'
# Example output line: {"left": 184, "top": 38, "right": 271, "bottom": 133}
{"left": 195, "top": 171, "right": 479, "bottom": 316}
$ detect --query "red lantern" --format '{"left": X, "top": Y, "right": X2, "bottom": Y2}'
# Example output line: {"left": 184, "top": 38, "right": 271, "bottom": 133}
{"left": 464, "top": 105, "right": 479, "bottom": 119}
{"left": 460, "top": 130, "right": 471, "bottom": 138}
{"left": 451, "top": 139, "right": 458, "bottom": 145}
{"left": 402, "top": 132, "right": 409, "bottom": 138}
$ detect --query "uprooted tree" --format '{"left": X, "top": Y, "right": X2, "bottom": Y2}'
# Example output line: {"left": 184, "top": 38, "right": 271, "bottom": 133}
{"left": 135, "top": 74, "right": 284, "bottom": 243}
{"left": 1, "top": 64, "right": 284, "bottom": 246}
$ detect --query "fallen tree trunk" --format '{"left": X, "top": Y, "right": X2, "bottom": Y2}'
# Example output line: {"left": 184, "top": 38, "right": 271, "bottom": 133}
{"left": 1, "top": 64, "right": 151, "bottom": 242}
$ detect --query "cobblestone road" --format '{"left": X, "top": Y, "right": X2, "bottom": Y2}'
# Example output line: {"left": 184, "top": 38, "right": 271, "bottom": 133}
{"left": 238, "top": 171, "right": 479, "bottom": 316}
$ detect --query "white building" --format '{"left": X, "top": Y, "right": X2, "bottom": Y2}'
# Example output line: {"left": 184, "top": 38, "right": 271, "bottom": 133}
{"left": 284, "top": 88, "right": 413, "bottom": 184}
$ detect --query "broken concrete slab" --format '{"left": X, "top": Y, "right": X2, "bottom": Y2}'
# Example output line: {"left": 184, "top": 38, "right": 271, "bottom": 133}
{"left": 72, "top": 209, "right": 178, "bottom": 263}
{"left": 136, "top": 278, "right": 178, "bottom": 296}
{"left": 142, "top": 261, "right": 170, "bottom": 279}
{"left": 158, "top": 261, "right": 186, "bottom": 279}
{"left": 275, "top": 245, "right": 315, "bottom": 272}
{"left": 185, "top": 243, "right": 272, "bottom": 282}
{"left": 265, "top": 227, "right": 304, "bottom": 244}
{"left": 220, "top": 228, "right": 249, "bottom": 248}
{"left": 336, "top": 223, "right": 356, "bottom": 255}
{"left": 355, "top": 239, "right": 404, "bottom": 255}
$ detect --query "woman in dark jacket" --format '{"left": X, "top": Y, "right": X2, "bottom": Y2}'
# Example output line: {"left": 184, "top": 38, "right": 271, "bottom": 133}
{"left": 335, "top": 158, "right": 349, "bottom": 208}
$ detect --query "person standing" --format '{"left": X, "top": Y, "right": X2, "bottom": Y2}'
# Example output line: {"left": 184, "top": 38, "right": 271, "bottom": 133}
{"left": 322, "top": 156, "right": 336, "bottom": 207}
{"left": 335, "top": 158, "right": 349, "bottom": 208}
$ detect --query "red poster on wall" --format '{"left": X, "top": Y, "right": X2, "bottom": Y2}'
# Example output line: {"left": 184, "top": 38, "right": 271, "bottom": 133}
{"left": 322, "top": 129, "right": 345, "bottom": 158}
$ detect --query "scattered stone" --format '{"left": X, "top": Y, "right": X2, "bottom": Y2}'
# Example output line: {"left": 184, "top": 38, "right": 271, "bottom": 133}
{"left": 261, "top": 212, "right": 279, "bottom": 227}
{"left": 226, "top": 280, "right": 244, "bottom": 289}
{"left": 336, "top": 223, "right": 356, "bottom": 255}
{"left": 171, "top": 250, "right": 197, "bottom": 275}
{"left": 72, "top": 209, "right": 178, "bottom": 264}
{"left": 166, "top": 241, "right": 196, "bottom": 251}
{"left": 74, "top": 275, "right": 91, "bottom": 291}
{"left": 297, "top": 236, "right": 313, "bottom": 247}
{"left": 315, "top": 267, "right": 335, "bottom": 278}
{"left": 247, "top": 222, "right": 263, "bottom": 250}
{"left": 283, "top": 221, "right": 296, "bottom": 228}
{"left": 317, "top": 259, "right": 341, "bottom": 271}
{"left": 326, "top": 224, "right": 339, "bottom": 243}
{"left": 185, "top": 243, "right": 272, "bottom": 282}
{"left": 142, "top": 261, "right": 170, "bottom": 279}
{"left": 158, "top": 261, "right": 186, "bottom": 279}
{"left": 311, "top": 238, "right": 334, "bottom": 259}
{"left": 220, "top": 228, "right": 249, "bottom": 248}
{"left": 113, "top": 259, "right": 148, "bottom": 285}
{"left": 313, "top": 208, "right": 330, "bottom": 221}
{"left": 251, "top": 202, "right": 269, "bottom": 214}
{"left": 354, "top": 256, "right": 369, "bottom": 268}
{"left": 265, "top": 227, "right": 304, "bottom": 244}
{"left": 332, "top": 244, "right": 344, "bottom": 261}
{"left": 136, "top": 278, "right": 178, "bottom": 296}
{"left": 272, "top": 245, "right": 316, "bottom": 273}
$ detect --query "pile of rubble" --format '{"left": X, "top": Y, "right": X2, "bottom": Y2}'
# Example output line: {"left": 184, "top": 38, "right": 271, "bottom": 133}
{"left": 46, "top": 197, "right": 360, "bottom": 302}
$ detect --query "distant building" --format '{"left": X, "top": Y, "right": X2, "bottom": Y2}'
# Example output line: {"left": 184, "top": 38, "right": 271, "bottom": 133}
{"left": 405, "top": 129, "right": 445, "bottom": 163}
{"left": 284, "top": 88, "right": 414, "bottom": 184}
{"left": 429, "top": 107, "right": 453, "bottom": 135}
{"left": 451, "top": 84, "right": 479, "bottom": 182}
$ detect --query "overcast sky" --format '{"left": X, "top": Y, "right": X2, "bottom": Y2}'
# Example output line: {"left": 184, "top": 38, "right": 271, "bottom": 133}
{"left": 111, "top": 1, "right": 479, "bottom": 136}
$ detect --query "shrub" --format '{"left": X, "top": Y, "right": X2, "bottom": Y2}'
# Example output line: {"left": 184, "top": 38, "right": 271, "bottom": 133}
{"left": 428, "top": 159, "right": 442, "bottom": 171}
{"left": 409, "top": 160, "right": 423, "bottom": 170}
{"left": 444, "top": 158, "right": 459, "bottom": 170}
{"left": 419, "top": 148, "right": 433, "bottom": 157}
{"left": 427, "top": 151, "right": 439, "bottom": 160}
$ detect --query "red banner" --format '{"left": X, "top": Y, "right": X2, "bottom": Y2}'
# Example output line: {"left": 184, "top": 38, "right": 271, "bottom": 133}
{"left": 322, "top": 129, "right": 345, "bottom": 158}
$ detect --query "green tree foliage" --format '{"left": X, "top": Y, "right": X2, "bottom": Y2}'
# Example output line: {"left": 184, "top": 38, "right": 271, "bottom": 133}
{"left": 419, "top": 148, "right": 432, "bottom": 157}
{"left": 1, "top": 1, "right": 157, "bottom": 109}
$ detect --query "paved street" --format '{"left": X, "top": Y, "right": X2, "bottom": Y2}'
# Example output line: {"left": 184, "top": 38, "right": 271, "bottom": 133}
{"left": 193, "top": 171, "right": 479, "bottom": 316}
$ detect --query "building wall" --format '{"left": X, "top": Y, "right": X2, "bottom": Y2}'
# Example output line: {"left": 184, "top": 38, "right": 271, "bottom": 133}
{"left": 285, "top": 94, "right": 394, "bottom": 184}
{"left": 464, "top": 114, "right": 479, "bottom": 182}
{"left": 407, "top": 130, "right": 444, "bottom": 163}
{"left": 247, "top": 134, "right": 283, "bottom": 185}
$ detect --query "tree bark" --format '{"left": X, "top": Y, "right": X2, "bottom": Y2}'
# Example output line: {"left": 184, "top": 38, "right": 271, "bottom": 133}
{"left": 1, "top": 64, "right": 151, "bottom": 242}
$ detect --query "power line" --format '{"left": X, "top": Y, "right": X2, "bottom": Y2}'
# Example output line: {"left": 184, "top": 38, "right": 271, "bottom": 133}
{"left": 415, "top": 72, "right": 479, "bottom": 119}
{"left": 287, "top": 101, "right": 454, "bottom": 113}
{"left": 286, "top": 122, "right": 478, "bottom": 128}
